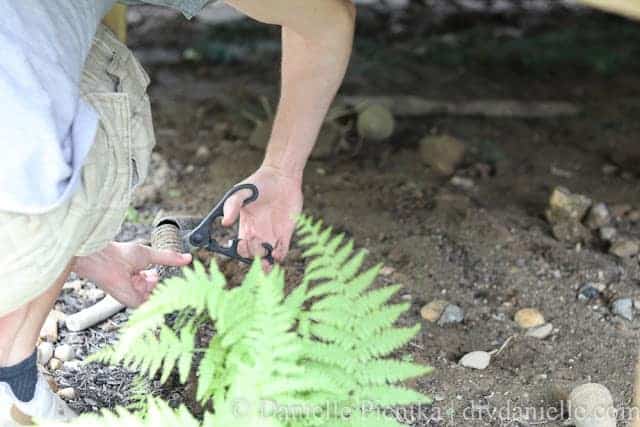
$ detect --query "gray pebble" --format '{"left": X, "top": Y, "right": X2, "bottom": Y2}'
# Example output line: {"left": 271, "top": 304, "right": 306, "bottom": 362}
{"left": 599, "top": 226, "right": 617, "bottom": 242}
{"left": 438, "top": 304, "right": 465, "bottom": 326}
{"left": 459, "top": 351, "right": 491, "bottom": 370}
{"left": 612, "top": 298, "right": 634, "bottom": 321}
{"left": 578, "top": 283, "right": 602, "bottom": 301}
{"left": 609, "top": 240, "right": 640, "bottom": 258}
{"left": 585, "top": 203, "right": 611, "bottom": 229}
{"left": 526, "top": 323, "right": 553, "bottom": 339}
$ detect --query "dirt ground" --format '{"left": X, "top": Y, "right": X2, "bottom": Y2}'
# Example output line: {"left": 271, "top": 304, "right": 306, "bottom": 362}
{"left": 51, "top": 3, "right": 640, "bottom": 426}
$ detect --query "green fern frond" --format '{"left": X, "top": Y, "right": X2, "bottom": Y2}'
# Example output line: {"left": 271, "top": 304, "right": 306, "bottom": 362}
{"left": 354, "top": 360, "right": 433, "bottom": 385}
{"left": 98, "top": 323, "right": 195, "bottom": 384}
{"left": 43, "top": 399, "right": 201, "bottom": 427}
{"left": 79, "top": 215, "right": 432, "bottom": 427}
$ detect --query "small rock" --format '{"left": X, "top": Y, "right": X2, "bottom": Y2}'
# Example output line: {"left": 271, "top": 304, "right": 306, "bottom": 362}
{"left": 37, "top": 342, "right": 54, "bottom": 366}
{"left": 459, "top": 351, "right": 491, "bottom": 370}
{"left": 514, "top": 308, "right": 545, "bottom": 329}
{"left": 84, "top": 288, "right": 105, "bottom": 301}
{"left": 628, "top": 210, "right": 640, "bottom": 222}
{"left": 526, "top": 323, "right": 553, "bottom": 339}
{"left": 611, "top": 298, "right": 634, "bottom": 321}
{"left": 54, "top": 344, "right": 76, "bottom": 362}
{"left": 49, "top": 358, "right": 63, "bottom": 371}
{"left": 578, "top": 283, "right": 603, "bottom": 301}
{"left": 609, "top": 240, "right": 639, "bottom": 258}
{"left": 545, "top": 187, "right": 592, "bottom": 223}
{"left": 599, "top": 226, "right": 617, "bottom": 242}
{"left": 438, "top": 304, "right": 465, "bottom": 326}
{"left": 57, "top": 388, "right": 76, "bottom": 400}
{"left": 356, "top": 104, "right": 395, "bottom": 142}
{"left": 63, "top": 361, "right": 83, "bottom": 372}
{"left": 419, "top": 135, "right": 466, "bottom": 176}
{"left": 568, "top": 383, "right": 616, "bottom": 427}
{"left": 62, "top": 280, "right": 83, "bottom": 292}
{"left": 195, "top": 145, "right": 210, "bottom": 160}
{"left": 39, "top": 311, "right": 60, "bottom": 342}
{"left": 450, "top": 176, "right": 474, "bottom": 190}
{"left": 584, "top": 203, "right": 610, "bottom": 229}
{"left": 420, "top": 300, "right": 449, "bottom": 322}
{"left": 602, "top": 163, "right": 619, "bottom": 175}
{"left": 380, "top": 266, "right": 395, "bottom": 276}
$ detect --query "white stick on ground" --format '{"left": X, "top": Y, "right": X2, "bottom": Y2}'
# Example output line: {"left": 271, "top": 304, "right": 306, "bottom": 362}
{"left": 65, "top": 296, "right": 125, "bottom": 332}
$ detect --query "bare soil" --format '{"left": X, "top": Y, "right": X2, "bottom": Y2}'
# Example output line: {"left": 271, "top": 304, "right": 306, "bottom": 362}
{"left": 53, "top": 4, "right": 640, "bottom": 426}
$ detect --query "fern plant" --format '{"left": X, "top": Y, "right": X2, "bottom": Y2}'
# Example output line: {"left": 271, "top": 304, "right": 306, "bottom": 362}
{"left": 49, "top": 216, "right": 432, "bottom": 427}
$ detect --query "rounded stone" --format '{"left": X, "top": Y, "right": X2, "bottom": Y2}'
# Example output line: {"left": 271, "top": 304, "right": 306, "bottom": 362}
{"left": 356, "top": 104, "right": 395, "bottom": 142}
{"left": 437, "top": 304, "right": 465, "bottom": 326}
{"left": 49, "top": 358, "right": 63, "bottom": 371}
{"left": 598, "top": 226, "right": 617, "bottom": 242}
{"left": 568, "top": 383, "right": 615, "bottom": 427}
{"left": 514, "top": 308, "right": 545, "bottom": 329}
{"left": 611, "top": 298, "right": 634, "bottom": 321}
{"left": 420, "top": 300, "right": 449, "bottom": 322}
{"left": 57, "top": 387, "right": 76, "bottom": 401}
{"left": 54, "top": 344, "right": 76, "bottom": 362}
{"left": 419, "top": 135, "right": 466, "bottom": 176}
{"left": 459, "top": 351, "right": 491, "bottom": 370}
{"left": 37, "top": 342, "right": 54, "bottom": 366}
{"left": 526, "top": 323, "right": 553, "bottom": 339}
{"left": 585, "top": 203, "right": 611, "bottom": 229}
{"left": 609, "top": 240, "right": 639, "bottom": 258}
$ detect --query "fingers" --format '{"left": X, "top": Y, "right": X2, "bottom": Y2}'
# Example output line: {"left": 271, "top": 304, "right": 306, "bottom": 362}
{"left": 271, "top": 237, "right": 290, "bottom": 263}
{"left": 131, "top": 270, "right": 159, "bottom": 304}
{"left": 236, "top": 238, "right": 268, "bottom": 259}
{"left": 222, "top": 189, "right": 253, "bottom": 227}
{"left": 143, "top": 247, "right": 192, "bottom": 267}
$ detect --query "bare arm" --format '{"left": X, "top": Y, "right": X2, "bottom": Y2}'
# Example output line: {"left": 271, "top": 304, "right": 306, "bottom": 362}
{"left": 226, "top": 0, "right": 355, "bottom": 178}
{"left": 222, "top": 0, "right": 356, "bottom": 262}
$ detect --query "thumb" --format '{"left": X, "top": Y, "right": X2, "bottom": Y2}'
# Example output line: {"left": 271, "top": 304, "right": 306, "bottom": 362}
{"left": 144, "top": 247, "right": 192, "bottom": 267}
{"left": 222, "top": 189, "right": 252, "bottom": 227}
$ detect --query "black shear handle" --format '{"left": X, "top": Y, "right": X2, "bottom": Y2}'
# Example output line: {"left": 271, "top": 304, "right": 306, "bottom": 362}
{"left": 187, "top": 184, "right": 274, "bottom": 264}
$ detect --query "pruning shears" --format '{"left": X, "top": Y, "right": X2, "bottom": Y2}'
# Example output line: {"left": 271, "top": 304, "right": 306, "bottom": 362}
{"left": 185, "top": 184, "right": 274, "bottom": 265}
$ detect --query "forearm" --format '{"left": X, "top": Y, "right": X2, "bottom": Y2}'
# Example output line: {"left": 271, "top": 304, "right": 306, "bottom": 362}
{"left": 263, "top": 12, "right": 355, "bottom": 180}
{"left": 226, "top": 0, "right": 356, "bottom": 181}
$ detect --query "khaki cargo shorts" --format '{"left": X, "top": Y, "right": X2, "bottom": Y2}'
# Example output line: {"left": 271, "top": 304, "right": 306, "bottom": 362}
{"left": 0, "top": 26, "right": 155, "bottom": 317}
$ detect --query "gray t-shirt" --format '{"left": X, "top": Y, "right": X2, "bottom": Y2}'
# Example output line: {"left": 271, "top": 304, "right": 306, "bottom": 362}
{"left": 0, "top": 0, "right": 211, "bottom": 214}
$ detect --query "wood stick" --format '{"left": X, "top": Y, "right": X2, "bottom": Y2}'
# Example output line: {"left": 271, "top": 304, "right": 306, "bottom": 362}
{"left": 340, "top": 96, "right": 581, "bottom": 118}
{"left": 65, "top": 296, "right": 125, "bottom": 333}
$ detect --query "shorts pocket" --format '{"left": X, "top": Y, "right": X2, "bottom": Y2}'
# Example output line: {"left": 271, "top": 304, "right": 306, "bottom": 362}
{"left": 76, "top": 93, "right": 133, "bottom": 255}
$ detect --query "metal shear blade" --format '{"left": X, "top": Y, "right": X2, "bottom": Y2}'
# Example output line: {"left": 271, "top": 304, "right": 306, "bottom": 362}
{"left": 185, "top": 183, "right": 274, "bottom": 264}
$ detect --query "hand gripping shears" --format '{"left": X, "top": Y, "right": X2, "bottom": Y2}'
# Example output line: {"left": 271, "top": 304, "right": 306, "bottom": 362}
{"left": 185, "top": 184, "right": 274, "bottom": 264}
